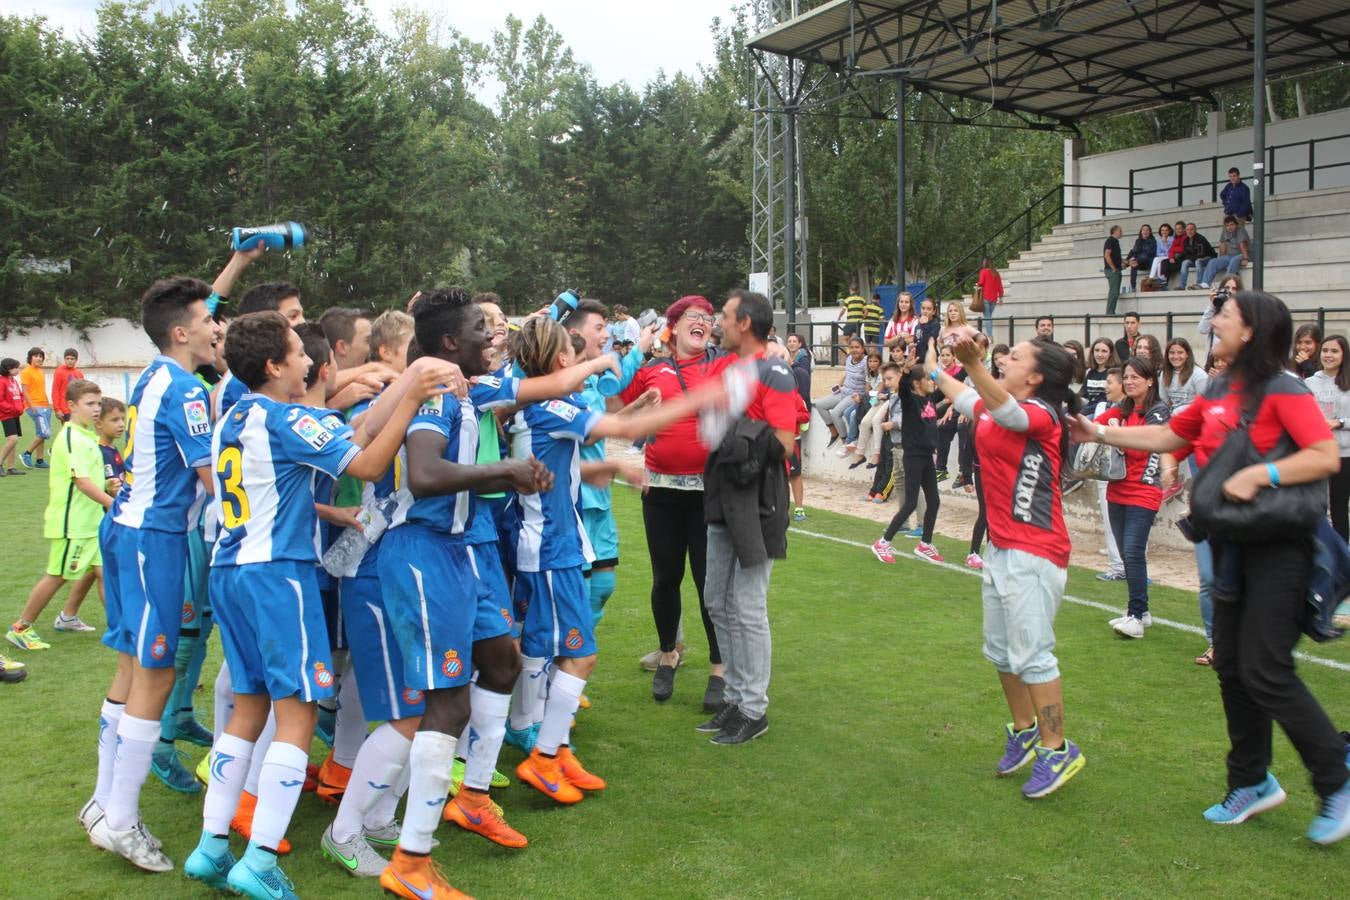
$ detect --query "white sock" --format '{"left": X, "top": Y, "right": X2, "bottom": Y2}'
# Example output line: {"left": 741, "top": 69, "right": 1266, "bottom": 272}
{"left": 212, "top": 661, "right": 233, "bottom": 740}
{"left": 456, "top": 722, "right": 470, "bottom": 761}
{"left": 536, "top": 669, "right": 585, "bottom": 756}
{"left": 401, "top": 731, "right": 455, "bottom": 854}
{"left": 93, "top": 699, "right": 125, "bottom": 809}
{"left": 364, "top": 757, "right": 410, "bottom": 831}
{"left": 202, "top": 733, "right": 254, "bottom": 835}
{"left": 250, "top": 741, "right": 309, "bottom": 852}
{"left": 245, "top": 710, "right": 277, "bottom": 795}
{"left": 464, "top": 685, "right": 511, "bottom": 791}
{"left": 510, "top": 656, "right": 546, "bottom": 730}
{"left": 331, "top": 724, "right": 411, "bottom": 843}
{"left": 104, "top": 713, "right": 161, "bottom": 830}
{"left": 332, "top": 668, "right": 368, "bottom": 768}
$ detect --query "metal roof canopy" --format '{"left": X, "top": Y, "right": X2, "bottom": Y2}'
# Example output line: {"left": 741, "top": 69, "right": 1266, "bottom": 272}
{"left": 747, "top": 0, "right": 1350, "bottom": 127}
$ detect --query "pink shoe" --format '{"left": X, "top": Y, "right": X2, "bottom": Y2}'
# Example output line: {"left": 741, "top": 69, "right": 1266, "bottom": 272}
{"left": 914, "top": 542, "right": 945, "bottom": 563}
{"left": 871, "top": 539, "right": 896, "bottom": 564}
{"left": 1161, "top": 482, "right": 1184, "bottom": 504}
{"left": 965, "top": 552, "right": 984, "bottom": 570}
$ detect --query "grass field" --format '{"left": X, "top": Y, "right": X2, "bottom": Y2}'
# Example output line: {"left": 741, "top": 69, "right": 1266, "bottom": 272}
{"left": 3, "top": 415, "right": 1350, "bottom": 898}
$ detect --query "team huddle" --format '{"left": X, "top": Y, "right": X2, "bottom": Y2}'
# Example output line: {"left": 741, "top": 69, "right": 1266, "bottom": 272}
{"left": 71, "top": 247, "right": 783, "bottom": 899}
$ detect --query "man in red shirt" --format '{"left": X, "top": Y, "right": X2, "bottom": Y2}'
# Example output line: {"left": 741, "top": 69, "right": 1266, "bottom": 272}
{"left": 51, "top": 348, "right": 84, "bottom": 423}
{"left": 976, "top": 257, "right": 1004, "bottom": 336}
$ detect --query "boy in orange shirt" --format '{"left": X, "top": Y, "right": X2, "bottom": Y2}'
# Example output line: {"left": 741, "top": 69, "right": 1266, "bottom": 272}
{"left": 19, "top": 348, "right": 51, "bottom": 469}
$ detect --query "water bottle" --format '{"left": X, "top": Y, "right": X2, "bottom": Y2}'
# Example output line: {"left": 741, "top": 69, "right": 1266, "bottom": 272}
{"left": 231, "top": 221, "right": 306, "bottom": 252}
{"left": 321, "top": 496, "right": 396, "bottom": 577}
{"left": 547, "top": 289, "right": 580, "bottom": 321}
{"left": 637, "top": 308, "right": 659, "bottom": 330}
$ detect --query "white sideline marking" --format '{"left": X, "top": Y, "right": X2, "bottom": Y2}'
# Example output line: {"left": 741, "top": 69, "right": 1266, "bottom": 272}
{"left": 788, "top": 526, "right": 1350, "bottom": 674}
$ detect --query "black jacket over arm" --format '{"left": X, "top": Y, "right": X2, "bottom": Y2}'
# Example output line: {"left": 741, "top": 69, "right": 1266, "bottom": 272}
{"left": 704, "top": 417, "right": 790, "bottom": 567}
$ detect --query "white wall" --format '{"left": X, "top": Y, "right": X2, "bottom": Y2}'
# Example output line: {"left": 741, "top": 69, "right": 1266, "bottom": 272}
{"left": 1066, "top": 106, "right": 1350, "bottom": 222}
{"left": 2, "top": 318, "right": 157, "bottom": 403}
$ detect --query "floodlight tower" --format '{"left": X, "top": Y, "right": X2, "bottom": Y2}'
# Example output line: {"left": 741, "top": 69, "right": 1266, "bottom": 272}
{"left": 749, "top": 0, "right": 808, "bottom": 324}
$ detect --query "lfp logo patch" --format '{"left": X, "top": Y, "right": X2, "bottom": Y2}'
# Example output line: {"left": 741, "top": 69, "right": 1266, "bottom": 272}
{"left": 441, "top": 649, "right": 463, "bottom": 678}
{"left": 150, "top": 634, "right": 169, "bottom": 660}
{"left": 402, "top": 688, "right": 424, "bottom": 705}
{"left": 183, "top": 399, "right": 210, "bottom": 436}
{"left": 291, "top": 414, "right": 334, "bottom": 450}
{"left": 313, "top": 661, "right": 335, "bottom": 689}
{"left": 564, "top": 628, "right": 584, "bottom": 651}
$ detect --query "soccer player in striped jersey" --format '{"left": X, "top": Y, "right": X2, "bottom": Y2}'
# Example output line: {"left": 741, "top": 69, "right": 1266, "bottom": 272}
{"left": 183, "top": 312, "right": 457, "bottom": 898}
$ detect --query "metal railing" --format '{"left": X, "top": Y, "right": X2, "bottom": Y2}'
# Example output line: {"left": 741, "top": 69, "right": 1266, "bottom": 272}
{"left": 1129, "top": 132, "right": 1350, "bottom": 207}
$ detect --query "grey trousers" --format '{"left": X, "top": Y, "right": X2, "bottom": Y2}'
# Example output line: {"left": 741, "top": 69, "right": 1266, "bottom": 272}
{"left": 703, "top": 523, "right": 774, "bottom": 719}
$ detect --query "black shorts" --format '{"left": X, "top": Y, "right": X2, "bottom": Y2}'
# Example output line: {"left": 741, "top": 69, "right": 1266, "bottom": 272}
{"left": 789, "top": 438, "right": 802, "bottom": 477}
{"left": 1, "top": 417, "right": 19, "bottom": 438}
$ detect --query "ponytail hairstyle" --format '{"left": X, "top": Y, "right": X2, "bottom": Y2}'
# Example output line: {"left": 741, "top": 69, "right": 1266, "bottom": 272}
{"left": 1028, "top": 338, "right": 1084, "bottom": 463}
{"left": 513, "top": 316, "right": 572, "bottom": 378}
{"left": 1118, "top": 355, "right": 1161, "bottom": 418}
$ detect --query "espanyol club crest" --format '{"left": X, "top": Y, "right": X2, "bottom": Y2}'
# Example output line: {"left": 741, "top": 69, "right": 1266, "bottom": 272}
{"left": 402, "top": 688, "right": 424, "bottom": 705}
{"left": 565, "top": 628, "right": 583, "bottom": 651}
{"left": 500, "top": 607, "right": 513, "bottom": 627}
{"left": 181, "top": 601, "right": 194, "bottom": 623}
{"left": 151, "top": 634, "right": 169, "bottom": 660}
{"left": 313, "top": 661, "right": 335, "bottom": 689}
{"left": 441, "top": 649, "right": 463, "bottom": 678}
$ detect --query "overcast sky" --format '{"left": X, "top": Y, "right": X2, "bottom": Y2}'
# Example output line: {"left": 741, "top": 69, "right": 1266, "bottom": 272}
{"left": 15, "top": 1, "right": 749, "bottom": 92}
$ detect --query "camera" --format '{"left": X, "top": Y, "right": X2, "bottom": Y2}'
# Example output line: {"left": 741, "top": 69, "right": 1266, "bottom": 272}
{"left": 1212, "top": 286, "right": 1231, "bottom": 309}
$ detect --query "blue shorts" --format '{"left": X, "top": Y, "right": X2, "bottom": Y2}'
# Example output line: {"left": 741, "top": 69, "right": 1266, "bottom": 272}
{"left": 322, "top": 585, "right": 348, "bottom": 652}
{"left": 181, "top": 527, "right": 211, "bottom": 630}
{"left": 210, "top": 561, "right": 337, "bottom": 702}
{"left": 28, "top": 407, "right": 52, "bottom": 440}
{"left": 379, "top": 525, "right": 509, "bottom": 693}
{"left": 518, "top": 567, "right": 596, "bottom": 660}
{"left": 580, "top": 507, "right": 619, "bottom": 568}
{"left": 469, "top": 541, "right": 518, "bottom": 639}
{"left": 100, "top": 519, "right": 187, "bottom": 669}
{"left": 339, "top": 574, "right": 427, "bottom": 722}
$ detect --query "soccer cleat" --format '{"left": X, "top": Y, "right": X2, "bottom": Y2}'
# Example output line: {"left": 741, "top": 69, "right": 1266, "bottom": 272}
{"left": 232, "top": 790, "right": 292, "bottom": 855}
{"left": 577, "top": 692, "right": 592, "bottom": 710}
{"left": 1022, "top": 741, "right": 1086, "bottom": 798}
{"left": 78, "top": 798, "right": 103, "bottom": 835}
{"left": 53, "top": 613, "right": 96, "bottom": 633}
{"left": 965, "top": 552, "right": 984, "bottom": 571}
{"left": 996, "top": 722, "right": 1040, "bottom": 776}
{"left": 503, "top": 721, "right": 540, "bottom": 754}
{"left": 0, "top": 653, "right": 26, "bottom": 683}
{"left": 450, "top": 757, "right": 510, "bottom": 795}
{"left": 315, "top": 706, "right": 336, "bottom": 749}
{"left": 443, "top": 790, "right": 528, "bottom": 848}
{"left": 711, "top": 712, "right": 769, "bottom": 745}
{"left": 914, "top": 542, "right": 944, "bottom": 563}
{"left": 227, "top": 849, "right": 298, "bottom": 899}
{"left": 556, "top": 746, "right": 606, "bottom": 791}
{"left": 380, "top": 848, "right": 473, "bottom": 900}
{"left": 88, "top": 816, "right": 174, "bottom": 872}
{"left": 1203, "top": 772, "right": 1287, "bottom": 824}
{"left": 1113, "top": 616, "right": 1145, "bottom": 639}
{"left": 317, "top": 753, "right": 352, "bottom": 805}
{"left": 363, "top": 820, "right": 439, "bottom": 850}
{"left": 184, "top": 833, "right": 236, "bottom": 890}
{"left": 175, "top": 715, "right": 214, "bottom": 747}
{"left": 871, "top": 539, "right": 895, "bottom": 564}
{"left": 6, "top": 625, "right": 50, "bottom": 651}
{"left": 696, "top": 703, "right": 740, "bottom": 734}
{"left": 195, "top": 752, "right": 211, "bottom": 786}
{"left": 1307, "top": 779, "right": 1350, "bottom": 845}
{"left": 516, "top": 749, "right": 584, "bottom": 804}
{"left": 322, "top": 823, "right": 388, "bottom": 876}
{"left": 151, "top": 747, "right": 203, "bottom": 794}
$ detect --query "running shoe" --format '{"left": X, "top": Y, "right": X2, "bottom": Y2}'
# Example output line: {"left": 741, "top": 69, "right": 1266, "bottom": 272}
{"left": 322, "top": 823, "right": 388, "bottom": 876}
{"left": 6, "top": 624, "right": 49, "bottom": 651}
{"left": 1161, "top": 482, "right": 1185, "bottom": 504}
{"left": 1113, "top": 615, "right": 1145, "bottom": 639}
{"left": 935, "top": 469, "right": 949, "bottom": 482}
{"left": 965, "top": 553, "right": 984, "bottom": 571}
{"left": 0, "top": 653, "right": 26, "bottom": 683}
{"left": 503, "top": 721, "right": 540, "bottom": 754}
{"left": 227, "top": 847, "right": 298, "bottom": 899}
{"left": 53, "top": 613, "right": 96, "bottom": 633}
{"left": 904, "top": 526, "right": 924, "bottom": 538}
{"left": 34, "top": 459, "right": 48, "bottom": 469}
{"left": 20, "top": 452, "right": 32, "bottom": 468}
{"left": 1203, "top": 772, "right": 1286, "bottom": 824}
{"left": 871, "top": 539, "right": 896, "bottom": 564}
{"left": 88, "top": 816, "right": 174, "bottom": 872}
{"left": 1096, "top": 570, "right": 1126, "bottom": 582}
{"left": 515, "top": 749, "right": 584, "bottom": 804}
{"left": 184, "top": 832, "right": 236, "bottom": 890}
{"left": 556, "top": 746, "right": 606, "bottom": 791}
{"left": 151, "top": 747, "right": 203, "bottom": 793}
{"left": 1022, "top": 740, "right": 1086, "bottom": 798}
{"left": 232, "top": 790, "right": 292, "bottom": 855}
{"left": 793, "top": 507, "right": 806, "bottom": 521}
{"left": 449, "top": 757, "right": 510, "bottom": 794}
{"left": 1307, "top": 779, "right": 1350, "bottom": 845}
{"left": 175, "top": 715, "right": 214, "bottom": 747}
{"left": 380, "top": 849, "right": 471, "bottom": 900}
{"left": 317, "top": 753, "right": 352, "bottom": 805}
{"left": 996, "top": 722, "right": 1040, "bottom": 776}
{"left": 443, "top": 790, "right": 528, "bottom": 848}
{"left": 914, "top": 542, "right": 944, "bottom": 563}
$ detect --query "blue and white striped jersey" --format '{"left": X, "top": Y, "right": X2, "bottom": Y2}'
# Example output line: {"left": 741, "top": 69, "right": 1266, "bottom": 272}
{"left": 514, "top": 395, "right": 602, "bottom": 572}
{"left": 209, "top": 394, "right": 360, "bottom": 567}
{"left": 112, "top": 356, "right": 215, "bottom": 533}
{"left": 213, "top": 370, "right": 248, "bottom": 421}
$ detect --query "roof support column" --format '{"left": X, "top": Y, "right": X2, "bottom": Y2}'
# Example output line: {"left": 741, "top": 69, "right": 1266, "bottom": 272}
{"left": 1252, "top": 0, "right": 1266, "bottom": 291}
{"left": 784, "top": 103, "right": 800, "bottom": 327}
{"left": 895, "top": 75, "right": 906, "bottom": 292}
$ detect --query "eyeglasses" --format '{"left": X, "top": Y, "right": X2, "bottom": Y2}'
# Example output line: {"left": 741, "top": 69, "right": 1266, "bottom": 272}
{"left": 681, "top": 312, "right": 716, "bottom": 325}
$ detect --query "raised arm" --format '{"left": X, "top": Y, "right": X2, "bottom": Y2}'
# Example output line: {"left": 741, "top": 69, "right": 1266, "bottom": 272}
{"left": 517, "top": 355, "right": 620, "bottom": 404}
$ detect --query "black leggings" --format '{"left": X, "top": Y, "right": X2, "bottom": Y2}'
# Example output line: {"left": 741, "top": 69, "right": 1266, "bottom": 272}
{"left": 884, "top": 455, "right": 939, "bottom": 543}
{"left": 869, "top": 430, "right": 895, "bottom": 495}
{"left": 935, "top": 419, "right": 959, "bottom": 472}
{"left": 969, "top": 468, "right": 987, "bottom": 554}
{"left": 1329, "top": 459, "right": 1350, "bottom": 542}
{"left": 642, "top": 486, "right": 721, "bottom": 663}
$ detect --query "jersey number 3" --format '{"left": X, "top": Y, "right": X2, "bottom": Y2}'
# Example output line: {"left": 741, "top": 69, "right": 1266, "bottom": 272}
{"left": 216, "top": 446, "right": 251, "bottom": 529}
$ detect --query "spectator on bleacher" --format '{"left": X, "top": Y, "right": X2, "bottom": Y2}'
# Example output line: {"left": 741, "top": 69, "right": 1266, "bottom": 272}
{"left": 1307, "top": 335, "right": 1350, "bottom": 541}
{"left": 884, "top": 292, "right": 918, "bottom": 347}
{"left": 941, "top": 301, "right": 970, "bottom": 343}
{"left": 1132, "top": 334, "right": 1164, "bottom": 368}
{"left": 1126, "top": 224, "right": 1157, "bottom": 293}
{"left": 1081, "top": 338, "right": 1120, "bottom": 408}
{"left": 1175, "top": 222, "right": 1216, "bottom": 290}
{"left": 862, "top": 292, "right": 885, "bottom": 344}
{"left": 1157, "top": 220, "right": 1189, "bottom": 289}
{"left": 1035, "top": 315, "right": 1055, "bottom": 342}
{"left": 786, "top": 332, "right": 812, "bottom": 405}
{"left": 1198, "top": 273, "right": 1242, "bottom": 357}
{"left": 842, "top": 351, "right": 883, "bottom": 456}
{"left": 836, "top": 286, "right": 865, "bottom": 338}
{"left": 1103, "top": 224, "right": 1125, "bottom": 315}
{"left": 1220, "top": 166, "right": 1253, "bottom": 222}
{"left": 814, "top": 335, "right": 867, "bottom": 449}
{"left": 976, "top": 257, "right": 1004, "bottom": 335}
{"left": 1146, "top": 223, "right": 1176, "bottom": 284}
{"left": 1091, "top": 367, "right": 1127, "bottom": 582}
{"left": 853, "top": 352, "right": 893, "bottom": 468}
{"left": 1198, "top": 216, "right": 1251, "bottom": 288}
{"left": 1115, "top": 312, "right": 1140, "bottom": 363}
{"left": 1160, "top": 338, "right": 1208, "bottom": 413}
{"left": 1061, "top": 340, "right": 1087, "bottom": 394}
{"left": 865, "top": 362, "right": 905, "bottom": 503}
{"left": 1292, "top": 323, "right": 1322, "bottom": 378}
{"left": 914, "top": 298, "right": 942, "bottom": 355}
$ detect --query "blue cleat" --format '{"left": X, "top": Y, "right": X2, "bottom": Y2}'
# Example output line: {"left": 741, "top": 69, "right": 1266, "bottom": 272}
{"left": 228, "top": 846, "right": 299, "bottom": 899}
{"left": 1307, "top": 779, "right": 1350, "bottom": 845}
{"left": 184, "top": 832, "right": 235, "bottom": 890}
{"left": 315, "top": 707, "right": 336, "bottom": 749}
{"left": 175, "top": 715, "right": 214, "bottom": 748}
{"left": 503, "top": 722, "right": 540, "bottom": 754}
{"left": 1202, "top": 772, "right": 1286, "bottom": 824}
{"left": 151, "top": 747, "right": 202, "bottom": 794}
{"left": 1022, "top": 740, "right": 1086, "bottom": 799}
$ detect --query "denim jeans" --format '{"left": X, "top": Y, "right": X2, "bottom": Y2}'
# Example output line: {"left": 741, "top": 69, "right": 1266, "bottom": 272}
{"left": 980, "top": 304, "right": 996, "bottom": 337}
{"left": 1176, "top": 258, "right": 1211, "bottom": 288}
{"left": 1195, "top": 538, "right": 1214, "bottom": 643}
{"left": 1107, "top": 501, "right": 1155, "bottom": 618}
{"left": 1201, "top": 254, "right": 1242, "bottom": 284}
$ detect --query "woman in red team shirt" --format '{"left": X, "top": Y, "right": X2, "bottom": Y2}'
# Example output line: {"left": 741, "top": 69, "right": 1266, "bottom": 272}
{"left": 1072, "top": 291, "right": 1350, "bottom": 843}
{"left": 1096, "top": 357, "right": 1174, "bottom": 640}
{"left": 927, "top": 332, "right": 1087, "bottom": 799}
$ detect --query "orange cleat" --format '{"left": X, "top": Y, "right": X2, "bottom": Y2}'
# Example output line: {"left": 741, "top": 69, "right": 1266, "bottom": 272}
{"left": 443, "top": 790, "right": 528, "bottom": 848}
{"left": 316, "top": 752, "right": 352, "bottom": 805}
{"left": 577, "top": 693, "right": 592, "bottom": 710}
{"left": 515, "top": 749, "right": 584, "bottom": 805}
{"left": 556, "top": 746, "right": 606, "bottom": 791}
{"left": 303, "top": 762, "right": 320, "bottom": 793}
{"left": 231, "top": 790, "right": 292, "bottom": 855}
{"left": 380, "top": 848, "right": 473, "bottom": 899}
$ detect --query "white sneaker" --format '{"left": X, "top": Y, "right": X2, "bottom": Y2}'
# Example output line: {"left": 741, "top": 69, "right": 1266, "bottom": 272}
{"left": 1141, "top": 612, "right": 1153, "bottom": 628}
{"left": 89, "top": 816, "right": 173, "bottom": 872}
{"left": 322, "top": 824, "right": 387, "bottom": 877}
{"left": 54, "top": 614, "right": 96, "bottom": 633}
{"left": 1108, "top": 613, "right": 1128, "bottom": 627}
{"left": 1113, "top": 615, "right": 1145, "bottom": 639}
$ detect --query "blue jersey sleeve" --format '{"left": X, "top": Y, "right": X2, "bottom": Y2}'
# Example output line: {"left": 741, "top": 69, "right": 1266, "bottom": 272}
{"left": 470, "top": 374, "right": 521, "bottom": 411}
{"left": 315, "top": 408, "right": 355, "bottom": 442}
{"left": 166, "top": 378, "right": 214, "bottom": 468}
{"left": 527, "top": 398, "right": 602, "bottom": 443}
{"left": 277, "top": 405, "right": 361, "bottom": 479}
{"left": 406, "top": 394, "right": 455, "bottom": 440}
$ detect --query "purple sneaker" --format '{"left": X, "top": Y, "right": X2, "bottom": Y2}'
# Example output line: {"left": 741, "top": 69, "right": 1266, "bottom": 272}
{"left": 996, "top": 722, "right": 1040, "bottom": 776}
{"left": 1022, "top": 740, "right": 1085, "bottom": 798}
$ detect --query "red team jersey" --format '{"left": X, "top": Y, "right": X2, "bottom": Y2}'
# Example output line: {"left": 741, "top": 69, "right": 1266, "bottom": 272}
{"left": 974, "top": 397, "right": 1071, "bottom": 568}
{"left": 1095, "top": 402, "right": 1170, "bottom": 511}
{"left": 1169, "top": 372, "right": 1332, "bottom": 466}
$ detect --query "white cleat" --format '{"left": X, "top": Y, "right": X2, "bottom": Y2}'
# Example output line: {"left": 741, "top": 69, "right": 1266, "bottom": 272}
{"left": 89, "top": 816, "right": 173, "bottom": 872}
